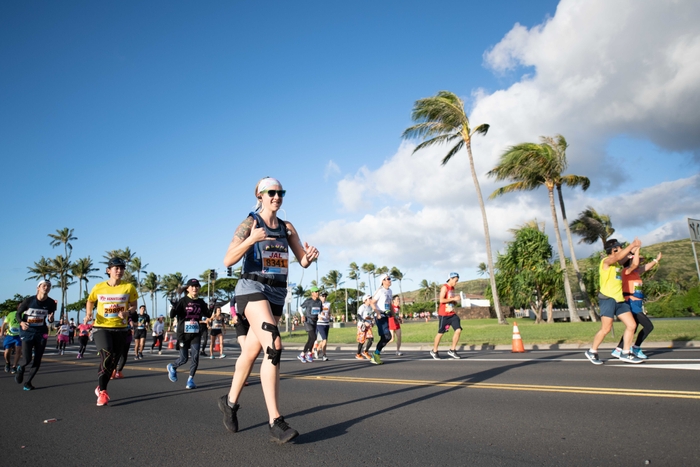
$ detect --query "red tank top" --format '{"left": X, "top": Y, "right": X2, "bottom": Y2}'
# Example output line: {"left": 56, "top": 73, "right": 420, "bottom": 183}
{"left": 438, "top": 284, "right": 456, "bottom": 316}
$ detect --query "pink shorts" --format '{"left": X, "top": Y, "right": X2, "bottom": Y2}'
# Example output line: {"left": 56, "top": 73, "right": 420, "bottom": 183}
{"left": 57, "top": 335, "right": 70, "bottom": 343}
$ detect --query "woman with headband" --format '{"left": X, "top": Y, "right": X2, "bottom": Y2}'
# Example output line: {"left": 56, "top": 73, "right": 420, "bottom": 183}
{"left": 219, "top": 176, "right": 319, "bottom": 443}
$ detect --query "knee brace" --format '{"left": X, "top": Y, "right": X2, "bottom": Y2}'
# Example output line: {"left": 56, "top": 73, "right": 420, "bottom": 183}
{"left": 262, "top": 322, "right": 282, "bottom": 366}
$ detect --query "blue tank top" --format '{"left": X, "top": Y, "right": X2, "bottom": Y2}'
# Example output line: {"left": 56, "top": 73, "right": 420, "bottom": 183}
{"left": 241, "top": 212, "right": 289, "bottom": 283}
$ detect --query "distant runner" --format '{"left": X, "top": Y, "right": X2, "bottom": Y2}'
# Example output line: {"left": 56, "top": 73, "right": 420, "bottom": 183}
{"left": 2, "top": 308, "right": 23, "bottom": 373}
{"left": 430, "top": 272, "right": 462, "bottom": 360}
{"left": 369, "top": 274, "right": 393, "bottom": 365}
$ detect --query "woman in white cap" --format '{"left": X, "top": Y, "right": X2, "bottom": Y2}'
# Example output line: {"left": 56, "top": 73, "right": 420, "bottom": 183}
{"left": 369, "top": 273, "right": 393, "bottom": 365}
{"left": 219, "top": 176, "right": 319, "bottom": 443}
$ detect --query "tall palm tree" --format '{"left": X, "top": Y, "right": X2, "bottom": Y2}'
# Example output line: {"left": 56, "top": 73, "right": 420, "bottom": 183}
{"left": 128, "top": 257, "right": 148, "bottom": 304}
{"left": 361, "top": 263, "right": 376, "bottom": 295}
{"left": 348, "top": 262, "right": 361, "bottom": 305}
{"left": 389, "top": 267, "right": 406, "bottom": 306}
{"left": 570, "top": 207, "right": 615, "bottom": 249}
{"left": 26, "top": 257, "right": 53, "bottom": 281}
{"left": 50, "top": 255, "right": 74, "bottom": 320}
{"left": 72, "top": 256, "right": 100, "bottom": 302}
{"left": 141, "top": 272, "right": 160, "bottom": 318}
{"left": 543, "top": 136, "right": 597, "bottom": 321}
{"left": 321, "top": 270, "right": 343, "bottom": 296}
{"left": 48, "top": 228, "right": 77, "bottom": 262}
{"left": 403, "top": 90, "right": 505, "bottom": 324}
{"left": 487, "top": 137, "right": 582, "bottom": 322}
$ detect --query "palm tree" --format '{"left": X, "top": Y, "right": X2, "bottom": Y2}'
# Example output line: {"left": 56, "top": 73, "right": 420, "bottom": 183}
{"left": 403, "top": 90, "right": 505, "bottom": 324}
{"left": 361, "top": 263, "right": 376, "bottom": 295}
{"left": 389, "top": 267, "right": 406, "bottom": 306}
{"left": 128, "top": 257, "right": 148, "bottom": 304}
{"left": 570, "top": 207, "right": 615, "bottom": 249}
{"left": 72, "top": 256, "right": 100, "bottom": 302}
{"left": 141, "top": 272, "right": 160, "bottom": 318}
{"left": 292, "top": 284, "right": 306, "bottom": 310}
{"left": 48, "top": 228, "right": 77, "bottom": 261}
{"left": 50, "top": 255, "right": 74, "bottom": 320}
{"left": 26, "top": 257, "right": 53, "bottom": 281}
{"left": 477, "top": 262, "right": 488, "bottom": 276}
{"left": 321, "top": 270, "right": 343, "bottom": 296}
{"left": 348, "top": 262, "right": 361, "bottom": 305}
{"left": 487, "top": 137, "right": 581, "bottom": 322}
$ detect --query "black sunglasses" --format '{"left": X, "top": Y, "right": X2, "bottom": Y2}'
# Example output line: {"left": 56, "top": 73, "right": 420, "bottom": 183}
{"left": 264, "top": 190, "right": 286, "bottom": 198}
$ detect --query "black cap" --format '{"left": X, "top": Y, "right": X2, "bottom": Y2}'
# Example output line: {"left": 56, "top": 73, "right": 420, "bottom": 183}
{"left": 186, "top": 278, "right": 201, "bottom": 288}
{"left": 320, "top": 292, "right": 328, "bottom": 297}
{"left": 604, "top": 239, "right": 622, "bottom": 254}
{"left": 107, "top": 257, "right": 126, "bottom": 268}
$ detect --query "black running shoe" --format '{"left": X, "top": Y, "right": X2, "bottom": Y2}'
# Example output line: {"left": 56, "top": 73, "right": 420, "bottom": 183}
{"left": 218, "top": 395, "right": 239, "bottom": 433}
{"left": 269, "top": 416, "right": 299, "bottom": 444}
{"left": 14, "top": 365, "right": 24, "bottom": 384}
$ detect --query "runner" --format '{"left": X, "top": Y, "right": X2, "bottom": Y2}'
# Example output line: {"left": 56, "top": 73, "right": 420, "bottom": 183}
{"left": 388, "top": 295, "right": 404, "bottom": 356}
{"left": 56, "top": 318, "right": 71, "bottom": 355}
{"left": 2, "top": 307, "right": 23, "bottom": 373}
{"left": 316, "top": 292, "right": 331, "bottom": 361}
{"left": 585, "top": 238, "right": 644, "bottom": 365}
{"left": 430, "top": 272, "right": 462, "bottom": 360}
{"left": 151, "top": 315, "right": 165, "bottom": 354}
{"left": 298, "top": 287, "right": 322, "bottom": 363}
{"left": 611, "top": 247, "right": 662, "bottom": 360}
{"left": 209, "top": 307, "right": 227, "bottom": 359}
{"left": 356, "top": 294, "right": 374, "bottom": 360}
{"left": 219, "top": 176, "right": 319, "bottom": 443}
{"left": 69, "top": 319, "right": 76, "bottom": 345}
{"left": 166, "top": 278, "right": 211, "bottom": 389}
{"left": 133, "top": 305, "right": 150, "bottom": 360}
{"left": 85, "top": 257, "right": 139, "bottom": 406}
{"left": 369, "top": 274, "right": 393, "bottom": 365}
{"left": 76, "top": 316, "right": 92, "bottom": 359}
{"left": 15, "top": 279, "right": 57, "bottom": 390}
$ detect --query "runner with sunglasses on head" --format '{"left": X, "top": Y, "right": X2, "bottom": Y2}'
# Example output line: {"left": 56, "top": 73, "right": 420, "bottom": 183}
{"left": 85, "top": 257, "right": 139, "bottom": 405}
{"left": 585, "top": 238, "right": 644, "bottom": 365}
{"left": 219, "top": 177, "right": 319, "bottom": 443}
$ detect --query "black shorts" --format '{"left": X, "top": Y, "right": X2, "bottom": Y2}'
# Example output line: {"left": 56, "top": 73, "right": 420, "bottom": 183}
{"left": 210, "top": 329, "right": 222, "bottom": 337}
{"left": 234, "top": 314, "right": 250, "bottom": 337}
{"left": 236, "top": 293, "right": 284, "bottom": 317}
{"left": 437, "top": 315, "right": 462, "bottom": 334}
{"left": 133, "top": 329, "right": 147, "bottom": 339}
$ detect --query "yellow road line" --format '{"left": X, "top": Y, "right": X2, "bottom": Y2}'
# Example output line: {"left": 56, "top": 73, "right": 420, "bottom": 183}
{"left": 44, "top": 358, "right": 700, "bottom": 400}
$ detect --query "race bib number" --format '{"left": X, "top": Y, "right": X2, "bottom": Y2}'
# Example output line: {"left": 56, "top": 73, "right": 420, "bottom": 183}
{"left": 311, "top": 307, "right": 320, "bottom": 316}
{"left": 103, "top": 303, "right": 125, "bottom": 319}
{"left": 262, "top": 250, "right": 288, "bottom": 274}
{"left": 185, "top": 320, "right": 200, "bottom": 334}
{"left": 26, "top": 308, "right": 48, "bottom": 326}
{"left": 9, "top": 325, "right": 20, "bottom": 334}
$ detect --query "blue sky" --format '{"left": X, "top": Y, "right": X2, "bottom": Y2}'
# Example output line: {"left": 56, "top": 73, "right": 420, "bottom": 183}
{"left": 2, "top": 0, "right": 699, "bottom": 317}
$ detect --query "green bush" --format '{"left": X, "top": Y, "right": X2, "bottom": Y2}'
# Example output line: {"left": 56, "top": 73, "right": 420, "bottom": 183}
{"left": 645, "top": 286, "right": 699, "bottom": 318}
{"left": 403, "top": 301, "right": 435, "bottom": 315}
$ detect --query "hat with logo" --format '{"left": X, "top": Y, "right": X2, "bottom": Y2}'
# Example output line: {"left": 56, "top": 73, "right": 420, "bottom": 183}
{"left": 186, "top": 278, "right": 201, "bottom": 288}
{"left": 107, "top": 257, "right": 126, "bottom": 268}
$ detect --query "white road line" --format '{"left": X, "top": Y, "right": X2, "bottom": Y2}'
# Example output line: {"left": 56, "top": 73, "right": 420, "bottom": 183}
{"left": 619, "top": 364, "right": 700, "bottom": 371}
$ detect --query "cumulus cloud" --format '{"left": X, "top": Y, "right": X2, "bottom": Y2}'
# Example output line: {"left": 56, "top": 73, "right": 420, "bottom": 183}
{"left": 312, "top": 0, "right": 700, "bottom": 282}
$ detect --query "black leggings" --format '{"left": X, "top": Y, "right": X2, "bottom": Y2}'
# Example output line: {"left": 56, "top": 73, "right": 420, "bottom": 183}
{"left": 93, "top": 329, "right": 129, "bottom": 391}
{"left": 19, "top": 332, "right": 47, "bottom": 385}
{"left": 78, "top": 336, "right": 89, "bottom": 356}
{"left": 358, "top": 338, "right": 373, "bottom": 354}
{"left": 303, "top": 325, "right": 317, "bottom": 354}
{"left": 617, "top": 312, "right": 654, "bottom": 348}
{"left": 151, "top": 334, "right": 164, "bottom": 351}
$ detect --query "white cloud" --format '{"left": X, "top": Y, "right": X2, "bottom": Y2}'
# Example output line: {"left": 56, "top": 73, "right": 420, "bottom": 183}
{"left": 324, "top": 160, "right": 341, "bottom": 181}
{"left": 311, "top": 0, "right": 700, "bottom": 284}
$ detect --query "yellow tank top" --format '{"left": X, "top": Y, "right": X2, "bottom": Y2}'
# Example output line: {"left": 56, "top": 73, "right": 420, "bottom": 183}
{"left": 599, "top": 259, "right": 624, "bottom": 302}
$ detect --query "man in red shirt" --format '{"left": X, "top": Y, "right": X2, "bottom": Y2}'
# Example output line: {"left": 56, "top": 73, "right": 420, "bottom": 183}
{"left": 430, "top": 272, "right": 462, "bottom": 360}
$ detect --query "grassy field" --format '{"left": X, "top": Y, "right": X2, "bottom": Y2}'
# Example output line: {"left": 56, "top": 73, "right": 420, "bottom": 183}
{"left": 281, "top": 318, "right": 700, "bottom": 346}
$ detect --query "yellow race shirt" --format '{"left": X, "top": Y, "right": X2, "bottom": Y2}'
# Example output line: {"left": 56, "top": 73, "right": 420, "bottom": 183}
{"left": 88, "top": 281, "right": 139, "bottom": 329}
{"left": 599, "top": 259, "right": 624, "bottom": 303}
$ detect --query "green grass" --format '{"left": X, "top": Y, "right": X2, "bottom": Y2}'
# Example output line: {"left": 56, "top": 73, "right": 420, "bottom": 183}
{"left": 282, "top": 318, "right": 700, "bottom": 346}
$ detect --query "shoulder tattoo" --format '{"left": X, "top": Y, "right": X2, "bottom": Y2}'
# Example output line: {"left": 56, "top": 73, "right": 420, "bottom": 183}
{"left": 234, "top": 217, "right": 254, "bottom": 242}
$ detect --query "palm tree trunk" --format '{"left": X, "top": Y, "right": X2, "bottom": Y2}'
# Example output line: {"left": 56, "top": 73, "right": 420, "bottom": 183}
{"left": 466, "top": 141, "right": 506, "bottom": 324}
{"left": 548, "top": 187, "right": 580, "bottom": 322}
{"left": 557, "top": 186, "right": 597, "bottom": 322}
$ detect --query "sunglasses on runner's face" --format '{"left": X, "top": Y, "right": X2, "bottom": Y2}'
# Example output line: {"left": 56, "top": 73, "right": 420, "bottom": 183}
{"left": 264, "top": 190, "right": 286, "bottom": 198}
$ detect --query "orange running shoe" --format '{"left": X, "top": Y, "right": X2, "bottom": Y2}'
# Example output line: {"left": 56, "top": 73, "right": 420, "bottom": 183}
{"left": 96, "top": 389, "right": 110, "bottom": 407}
{"left": 355, "top": 354, "right": 363, "bottom": 360}
{"left": 362, "top": 352, "right": 372, "bottom": 360}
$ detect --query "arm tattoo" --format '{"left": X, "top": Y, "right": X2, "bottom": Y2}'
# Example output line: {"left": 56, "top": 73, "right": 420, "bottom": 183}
{"left": 234, "top": 217, "right": 253, "bottom": 242}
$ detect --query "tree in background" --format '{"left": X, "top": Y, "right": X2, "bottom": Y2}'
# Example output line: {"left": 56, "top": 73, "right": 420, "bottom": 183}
{"left": 570, "top": 207, "right": 615, "bottom": 249}
{"left": 0, "top": 294, "right": 28, "bottom": 319}
{"left": 403, "top": 90, "right": 504, "bottom": 324}
{"left": 361, "top": 263, "right": 376, "bottom": 295}
{"left": 321, "top": 270, "right": 342, "bottom": 297}
{"left": 129, "top": 257, "right": 148, "bottom": 304}
{"left": 71, "top": 256, "right": 100, "bottom": 320}
{"left": 492, "top": 222, "right": 562, "bottom": 324}
{"left": 348, "top": 262, "right": 361, "bottom": 306}
{"left": 48, "top": 228, "right": 77, "bottom": 320}
{"left": 389, "top": 267, "right": 406, "bottom": 306}
{"left": 141, "top": 272, "right": 161, "bottom": 318}
{"left": 488, "top": 137, "right": 582, "bottom": 322}
{"left": 477, "top": 262, "right": 488, "bottom": 277}
{"left": 26, "top": 257, "right": 53, "bottom": 281}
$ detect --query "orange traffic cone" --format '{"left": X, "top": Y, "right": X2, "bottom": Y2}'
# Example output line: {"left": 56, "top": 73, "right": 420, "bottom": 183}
{"left": 214, "top": 343, "right": 220, "bottom": 352}
{"left": 168, "top": 339, "right": 175, "bottom": 349}
{"left": 511, "top": 321, "right": 525, "bottom": 353}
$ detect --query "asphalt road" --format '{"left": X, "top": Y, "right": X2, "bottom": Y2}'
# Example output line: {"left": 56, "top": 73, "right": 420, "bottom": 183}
{"left": 2, "top": 339, "right": 699, "bottom": 467}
